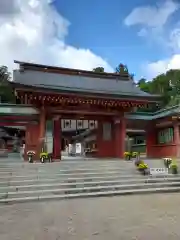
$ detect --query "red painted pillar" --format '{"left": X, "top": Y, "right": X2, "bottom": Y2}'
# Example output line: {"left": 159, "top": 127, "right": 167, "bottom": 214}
{"left": 146, "top": 124, "right": 156, "bottom": 158}
{"left": 53, "top": 117, "right": 61, "bottom": 160}
{"left": 174, "top": 123, "right": 180, "bottom": 157}
{"left": 114, "top": 118, "right": 126, "bottom": 159}
{"left": 24, "top": 123, "right": 39, "bottom": 161}
{"left": 24, "top": 109, "right": 46, "bottom": 161}
{"left": 38, "top": 108, "right": 46, "bottom": 153}
{"left": 96, "top": 120, "right": 115, "bottom": 158}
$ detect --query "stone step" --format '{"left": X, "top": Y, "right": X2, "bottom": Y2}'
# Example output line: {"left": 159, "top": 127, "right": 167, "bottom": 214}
{"left": 0, "top": 174, "right": 147, "bottom": 187}
{"left": 0, "top": 161, "right": 165, "bottom": 174}
{"left": 1, "top": 176, "right": 180, "bottom": 192}
{"left": 0, "top": 161, "right": 172, "bottom": 172}
{"left": 0, "top": 163, "right": 164, "bottom": 172}
{"left": 0, "top": 159, "right": 175, "bottom": 204}
{"left": 0, "top": 170, "right": 143, "bottom": 180}
{"left": 0, "top": 162, "right": 134, "bottom": 169}
{"left": 1, "top": 184, "right": 180, "bottom": 204}
{"left": 0, "top": 187, "right": 180, "bottom": 204}
{"left": 2, "top": 181, "right": 180, "bottom": 199}
{"left": 0, "top": 186, "right": 179, "bottom": 204}
{"left": 0, "top": 166, "right": 138, "bottom": 174}
{"left": 0, "top": 170, "right": 138, "bottom": 178}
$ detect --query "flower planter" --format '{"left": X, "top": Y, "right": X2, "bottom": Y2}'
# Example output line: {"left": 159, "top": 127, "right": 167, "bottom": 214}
{"left": 124, "top": 152, "right": 132, "bottom": 161}
{"left": 143, "top": 168, "right": 150, "bottom": 175}
{"left": 138, "top": 168, "right": 149, "bottom": 175}
{"left": 163, "top": 158, "right": 172, "bottom": 169}
{"left": 137, "top": 163, "right": 149, "bottom": 175}
{"left": 171, "top": 167, "right": 178, "bottom": 174}
{"left": 135, "top": 160, "right": 144, "bottom": 167}
{"left": 125, "top": 155, "right": 131, "bottom": 161}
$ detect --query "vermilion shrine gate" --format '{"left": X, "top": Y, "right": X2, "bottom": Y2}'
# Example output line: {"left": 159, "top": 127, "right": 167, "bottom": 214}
{"left": 11, "top": 61, "right": 159, "bottom": 160}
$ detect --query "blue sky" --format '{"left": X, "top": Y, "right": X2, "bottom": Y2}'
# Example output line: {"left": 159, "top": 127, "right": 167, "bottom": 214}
{"left": 53, "top": 0, "right": 180, "bottom": 80}
{"left": 0, "top": 0, "right": 180, "bottom": 80}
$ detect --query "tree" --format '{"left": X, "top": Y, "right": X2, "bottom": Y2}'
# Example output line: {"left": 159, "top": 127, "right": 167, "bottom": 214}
{"left": 0, "top": 66, "right": 16, "bottom": 103}
{"left": 137, "top": 69, "right": 180, "bottom": 108}
{"left": 93, "top": 67, "right": 105, "bottom": 73}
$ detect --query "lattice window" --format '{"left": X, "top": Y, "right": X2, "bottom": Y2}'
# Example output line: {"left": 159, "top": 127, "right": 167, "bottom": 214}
{"left": 77, "top": 120, "right": 83, "bottom": 129}
{"left": 157, "top": 128, "right": 174, "bottom": 144}
{"left": 64, "top": 120, "right": 71, "bottom": 128}
{"left": 88, "top": 120, "right": 95, "bottom": 129}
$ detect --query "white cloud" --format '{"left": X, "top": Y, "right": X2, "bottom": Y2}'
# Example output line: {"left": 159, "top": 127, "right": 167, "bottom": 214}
{"left": 124, "top": 0, "right": 180, "bottom": 48}
{"left": 124, "top": 0, "right": 179, "bottom": 28}
{"left": 145, "top": 54, "right": 180, "bottom": 78}
{"left": 124, "top": 0, "right": 180, "bottom": 79}
{"left": 0, "top": 0, "right": 113, "bottom": 72}
{"left": 169, "top": 26, "right": 180, "bottom": 50}
{"left": 145, "top": 24, "right": 180, "bottom": 79}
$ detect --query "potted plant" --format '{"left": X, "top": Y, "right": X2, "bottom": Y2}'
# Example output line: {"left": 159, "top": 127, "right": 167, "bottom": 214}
{"left": 27, "top": 150, "right": 35, "bottom": 163}
{"left": 48, "top": 153, "right": 53, "bottom": 162}
{"left": 170, "top": 162, "right": 178, "bottom": 174}
{"left": 135, "top": 159, "right": 144, "bottom": 167}
{"left": 124, "top": 152, "right": 132, "bottom": 161}
{"left": 40, "top": 151, "right": 49, "bottom": 163}
{"left": 137, "top": 163, "right": 149, "bottom": 175}
{"left": 163, "top": 158, "right": 172, "bottom": 168}
{"left": 132, "top": 152, "right": 138, "bottom": 158}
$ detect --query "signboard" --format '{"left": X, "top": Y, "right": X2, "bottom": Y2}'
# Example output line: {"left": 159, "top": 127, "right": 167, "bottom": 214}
{"left": 75, "top": 143, "right": 82, "bottom": 154}
{"left": 150, "top": 168, "right": 168, "bottom": 175}
{"left": 68, "top": 144, "right": 72, "bottom": 154}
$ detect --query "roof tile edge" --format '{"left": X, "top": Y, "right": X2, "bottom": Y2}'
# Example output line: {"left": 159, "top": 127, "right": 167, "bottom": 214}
{"left": 14, "top": 60, "right": 130, "bottom": 80}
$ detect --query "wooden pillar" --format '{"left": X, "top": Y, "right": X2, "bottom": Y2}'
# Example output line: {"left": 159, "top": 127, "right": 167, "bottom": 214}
{"left": 53, "top": 117, "right": 61, "bottom": 160}
{"left": 24, "top": 123, "right": 39, "bottom": 160}
{"left": 146, "top": 123, "right": 156, "bottom": 158}
{"left": 96, "top": 120, "right": 115, "bottom": 158}
{"left": 174, "top": 123, "right": 180, "bottom": 157}
{"left": 114, "top": 117, "right": 126, "bottom": 159}
{"left": 24, "top": 109, "right": 46, "bottom": 161}
{"left": 38, "top": 108, "right": 46, "bottom": 153}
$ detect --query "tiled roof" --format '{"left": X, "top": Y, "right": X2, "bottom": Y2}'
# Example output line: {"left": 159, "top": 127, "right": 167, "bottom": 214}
{"left": 13, "top": 69, "right": 159, "bottom": 100}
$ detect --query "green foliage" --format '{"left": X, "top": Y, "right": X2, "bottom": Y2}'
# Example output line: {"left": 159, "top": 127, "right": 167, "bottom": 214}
{"left": 170, "top": 160, "right": 178, "bottom": 174}
{"left": 138, "top": 163, "right": 148, "bottom": 169}
{"left": 93, "top": 67, "right": 105, "bottom": 73}
{"left": 0, "top": 65, "right": 16, "bottom": 103}
{"left": 137, "top": 69, "right": 180, "bottom": 108}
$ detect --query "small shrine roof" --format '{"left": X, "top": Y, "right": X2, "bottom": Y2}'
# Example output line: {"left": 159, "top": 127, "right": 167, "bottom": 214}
{"left": 12, "top": 61, "right": 160, "bottom": 101}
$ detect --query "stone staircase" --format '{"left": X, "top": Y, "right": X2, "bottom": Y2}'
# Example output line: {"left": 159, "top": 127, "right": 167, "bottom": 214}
{"left": 0, "top": 157, "right": 180, "bottom": 204}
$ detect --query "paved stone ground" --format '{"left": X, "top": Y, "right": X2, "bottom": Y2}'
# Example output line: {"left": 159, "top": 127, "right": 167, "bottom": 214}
{"left": 0, "top": 194, "right": 180, "bottom": 239}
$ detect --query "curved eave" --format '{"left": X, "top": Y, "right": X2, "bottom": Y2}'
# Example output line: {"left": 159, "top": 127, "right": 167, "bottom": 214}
{"left": 11, "top": 82, "right": 160, "bottom": 103}
{"left": 126, "top": 105, "right": 180, "bottom": 120}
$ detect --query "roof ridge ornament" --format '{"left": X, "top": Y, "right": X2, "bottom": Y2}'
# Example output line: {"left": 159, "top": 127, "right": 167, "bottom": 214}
{"left": 119, "top": 64, "right": 128, "bottom": 74}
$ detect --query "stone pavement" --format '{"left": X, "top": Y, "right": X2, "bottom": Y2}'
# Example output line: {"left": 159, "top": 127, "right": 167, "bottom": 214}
{"left": 0, "top": 193, "right": 180, "bottom": 239}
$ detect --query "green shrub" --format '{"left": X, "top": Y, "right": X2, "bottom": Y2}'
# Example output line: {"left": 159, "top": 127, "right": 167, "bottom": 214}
{"left": 170, "top": 160, "right": 178, "bottom": 174}
{"left": 137, "top": 163, "right": 148, "bottom": 170}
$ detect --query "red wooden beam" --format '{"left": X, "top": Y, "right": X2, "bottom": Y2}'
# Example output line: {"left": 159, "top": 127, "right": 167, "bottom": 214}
{"left": 52, "top": 109, "right": 120, "bottom": 117}
{"left": 16, "top": 88, "right": 152, "bottom": 104}
{"left": 53, "top": 114, "right": 114, "bottom": 121}
{"left": 0, "top": 116, "right": 37, "bottom": 121}
{"left": 0, "top": 122, "right": 28, "bottom": 127}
